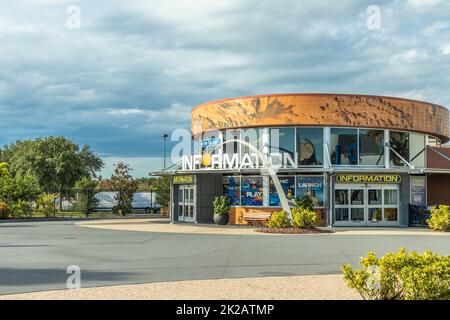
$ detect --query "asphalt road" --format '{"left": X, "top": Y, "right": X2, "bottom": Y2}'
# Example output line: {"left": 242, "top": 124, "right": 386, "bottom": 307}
{"left": 1, "top": 220, "right": 449, "bottom": 295}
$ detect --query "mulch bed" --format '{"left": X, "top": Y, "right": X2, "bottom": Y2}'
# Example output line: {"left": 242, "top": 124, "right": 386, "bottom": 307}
{"left": 256, "top": 227, "right": 334, "bottom": 234}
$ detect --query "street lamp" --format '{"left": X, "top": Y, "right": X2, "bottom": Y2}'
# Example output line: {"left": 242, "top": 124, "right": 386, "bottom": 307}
{"left": 162, "top": 133, "right": 168, "bottom": 170}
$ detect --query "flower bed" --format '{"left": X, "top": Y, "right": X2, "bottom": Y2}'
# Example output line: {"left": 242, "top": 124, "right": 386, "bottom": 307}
{"left": 256, "top": 227, "right": 333, "bottom": 234}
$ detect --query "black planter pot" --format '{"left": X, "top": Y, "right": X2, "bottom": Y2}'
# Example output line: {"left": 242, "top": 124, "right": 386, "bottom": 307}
{"left": 213, "top": 213, "right": 229, "bottom": 225}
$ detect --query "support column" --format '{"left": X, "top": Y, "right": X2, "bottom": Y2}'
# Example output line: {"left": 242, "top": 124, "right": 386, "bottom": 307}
{"left": 384, "top": 129, "right": 390, "bottom": 169}
{"left": 323, "top": 127, "right": 331, "bottom": 169}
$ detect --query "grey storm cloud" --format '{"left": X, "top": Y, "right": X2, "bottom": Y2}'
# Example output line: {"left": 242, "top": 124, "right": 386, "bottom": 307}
{"left": 0, "top": 0, "right": 449, "bottom": 176}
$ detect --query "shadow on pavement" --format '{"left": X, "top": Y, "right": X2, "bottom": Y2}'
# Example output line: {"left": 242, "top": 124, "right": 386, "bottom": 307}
{"left": 0, "top": 267, "right": 135, "bottom": 287}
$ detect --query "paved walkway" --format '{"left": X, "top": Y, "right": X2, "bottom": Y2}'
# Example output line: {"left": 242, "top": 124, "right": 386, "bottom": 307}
{"left": 0, "top": 274, "right": 360, "bottom": 300}
{"left": 77, "top": 218, "right": 449, "bottom": 236}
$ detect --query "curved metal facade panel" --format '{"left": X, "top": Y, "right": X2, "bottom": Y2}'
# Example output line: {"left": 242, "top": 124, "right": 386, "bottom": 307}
{"left": 192, "top": 94, "right": 450, "bottom": 142}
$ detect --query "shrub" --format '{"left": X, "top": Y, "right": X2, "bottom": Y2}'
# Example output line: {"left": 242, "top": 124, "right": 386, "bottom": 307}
{"left": 73, "top": 177, "right": 99, "bottom": 216}
{"left": 0, "top": 174, "right": 40, "bottom": 204}
{"left": 213, "top": 196, "right": 230, "bottom": 216}
{"left": 267, "top": 210, "right": 290, "bottom": 228}
{"left": 427, "top": 205, "right": 450, "bottom": 232}
{"left": 0, "top": 201, "right": 9, "bottom": 219}
{"left": 295, "top": 194, "right": 314, "bottom": 211}
{"left": 112, "top": 200, "right": 132, "bottom": 216}
{"left": 35, "top": 193, "right": 59, "bottom": 217}
{"left": 9, "top": 200, "right": 32, "bottom": 218}
{"left": 342, "top": 248, "right": 450, "bottom": 300}
{"left": 291, "top": 207, "right": 317, "bottom": 228}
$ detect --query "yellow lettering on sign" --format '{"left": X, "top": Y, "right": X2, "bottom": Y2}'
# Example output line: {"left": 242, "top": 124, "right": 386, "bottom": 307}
{"left": 336, "top": 175, "right": 401, "bottom": 184}
{"left": 173, "top": 175, "right": 194, "bottom": 184}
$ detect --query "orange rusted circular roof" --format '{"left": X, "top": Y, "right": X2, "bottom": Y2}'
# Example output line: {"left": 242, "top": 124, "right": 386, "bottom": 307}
{"left": 192, "top": 93, "right": 449, "bottom": 142}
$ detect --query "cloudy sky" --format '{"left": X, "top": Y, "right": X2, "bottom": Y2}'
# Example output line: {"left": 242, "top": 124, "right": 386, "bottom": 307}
{"left": 0, "top": 0, "right": 449, "bottom": 177}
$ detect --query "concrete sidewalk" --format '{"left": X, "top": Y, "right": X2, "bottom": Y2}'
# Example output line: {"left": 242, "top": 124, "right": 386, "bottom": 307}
{"left": 0, "top": 274, "right": 361, "bottom": 300}
{"left": 76, "top": 218, "right": 449, "bottom": 236}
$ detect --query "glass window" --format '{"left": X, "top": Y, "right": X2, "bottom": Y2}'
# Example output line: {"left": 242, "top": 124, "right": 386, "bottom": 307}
{"left": 297, "top": 128, "right": 323, "bottom": 165}
{"left": 390, "top": 131, "right": 409, "bottom": 167}
{"left": 410, "top": 133, "right": 425, "bottom": 168}
{"left": 223, "top": 129, "right": 240, "bottom": 156}
{"left": 427, "top": 136, "right": 441, "bottom": 147}
{"left": 331, "top": 128, "right": 358, "bottom": 165}
{"left": 241, "top": 176, "right": 263, "bottom": 206}
{"left": 369, "top": 208, "right": 382, "bottom": 222}
{"left": 240, "top": 129, "right": 260, "bottom": 168}
{"left": 335, "top": 208, "right": 349, "bottom": 221}
{"left": 241, "top": 128, "right": 260, "bottom": 155}
{"left": 350, "top": 189, "right": 364, "bottom": 205}
{"left": 201, "top": 130, "right": 221, "bottom": 155}
{"left": 270, "top": 128, "right": 295, "bottom": 158}
{"left": 384, "top": 189, "right": 398, "bottom": 205}
{"left": 189, "top": 188, "right": 194, "bottom": 203}
{"left": 335, "top": 190, "right": 348, "bottom": 205}
{"left": 351, "top": 208, "right": 365, "bottom": 221}
{"left": 269, "top": 176, "right": 296, "bottom": 206}
{"left": 359, "top": 129, "right": 384, "bottom": 165}
{"left": 296, "top": 176, "right": 324, "bottom": 207}
{"left": 223, "top": 176, "right": 240, "bottom": 206}
{"left": 368, "top": 189, "right": 382, "bottom": 205}
{"left": 384, "top": 208, "right": 398, "bottom": 221}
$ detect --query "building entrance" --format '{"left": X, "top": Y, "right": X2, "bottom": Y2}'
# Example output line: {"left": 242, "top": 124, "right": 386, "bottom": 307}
{"left": 177, "top": 185, "right": 196, "bottom": 223}
{"left": 334, "top": 184, "right": 399, "bottom": 226}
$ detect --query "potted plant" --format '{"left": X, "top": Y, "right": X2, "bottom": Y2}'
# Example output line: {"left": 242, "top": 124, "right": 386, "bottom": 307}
{"left": 213, "top": 196, "right": 231, "bottom": 225}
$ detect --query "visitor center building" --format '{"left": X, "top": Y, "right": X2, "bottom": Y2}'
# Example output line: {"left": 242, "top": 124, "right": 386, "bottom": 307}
{"left": 154, "top": 93, "right": 450, "bottom": 227}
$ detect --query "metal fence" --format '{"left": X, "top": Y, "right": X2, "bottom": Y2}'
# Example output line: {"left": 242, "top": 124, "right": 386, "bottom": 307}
{"left": 44, "top": 189, "right": 169, "bottom": 213}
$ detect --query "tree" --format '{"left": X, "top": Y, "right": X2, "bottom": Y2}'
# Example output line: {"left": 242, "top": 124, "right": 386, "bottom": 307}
{"left": 154, "top": 177, "right": 169, "bottom": 209}
{"left": 74, "top": 177, "right": 100, "bottom": 216}
{"left": 1, "top": 136, "right": 104, "bottom": 209}
{"left": 135, "top": 177, "right": 157, "bottom": 191}
{"left": 110, "top": 162, "right": 138, "bottom": 216}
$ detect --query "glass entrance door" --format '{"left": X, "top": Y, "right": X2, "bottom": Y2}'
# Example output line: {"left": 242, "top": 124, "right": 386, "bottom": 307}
{"left": 334, "top": 184, "right": 399, "bottom": 226}
{"left": 367, "top": 187, "right": 383, "bottom": 224}
{"left": 178, "top": 185, "right": 196, "bottom": 223}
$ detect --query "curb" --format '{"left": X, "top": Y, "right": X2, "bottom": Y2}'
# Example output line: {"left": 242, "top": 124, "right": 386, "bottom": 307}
{"left": 0, "top": 215, "right": 166, "bottom": 224}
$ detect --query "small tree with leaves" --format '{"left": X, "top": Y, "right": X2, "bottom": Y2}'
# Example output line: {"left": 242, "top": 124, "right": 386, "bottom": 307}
{"left": 110, "top": 162, "right": 138, "bottom": 216}
{"left": 154, "top": 177, "right": 170, "bottom": 209}
{"left": 74, "top": 177, "right": 100, "bottom": 216}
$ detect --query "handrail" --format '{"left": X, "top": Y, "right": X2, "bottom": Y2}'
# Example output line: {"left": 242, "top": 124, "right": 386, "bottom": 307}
{"left": 324, "top": 143, "right": 332, "bottom": 169}
{"left": 428, "top": 147, "right": 450, "bottom": 161}
{"left": 388, "top": 145, "right": 414, "bottom": 169}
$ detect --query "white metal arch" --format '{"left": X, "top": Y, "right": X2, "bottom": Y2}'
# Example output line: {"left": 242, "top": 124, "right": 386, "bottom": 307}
{"left": 212, "top": 138, "right": 292, "bottom": 218}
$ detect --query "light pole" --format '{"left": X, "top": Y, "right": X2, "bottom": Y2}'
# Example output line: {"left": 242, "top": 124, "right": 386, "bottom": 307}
{"left": 162, "top": 133, "right": 168, "bottom": 170}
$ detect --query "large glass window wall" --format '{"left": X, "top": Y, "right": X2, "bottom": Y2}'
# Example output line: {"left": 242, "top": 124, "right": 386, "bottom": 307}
{"left": 218, "top": 127, "right": 426, "bottom": 168}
